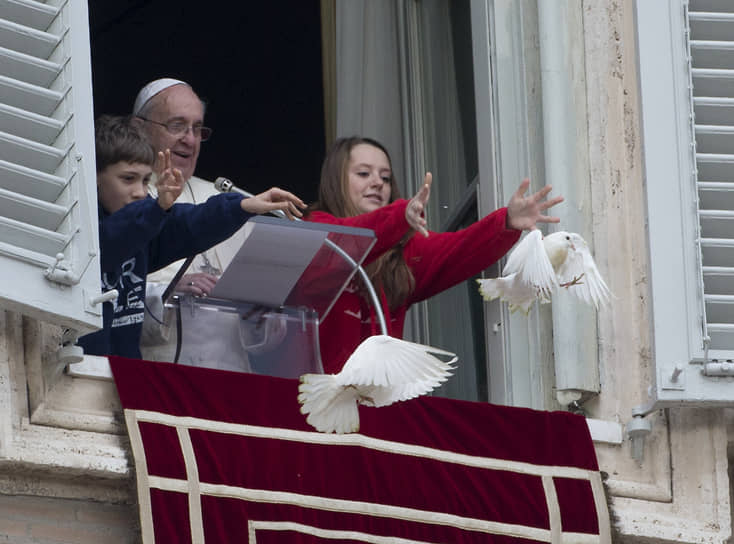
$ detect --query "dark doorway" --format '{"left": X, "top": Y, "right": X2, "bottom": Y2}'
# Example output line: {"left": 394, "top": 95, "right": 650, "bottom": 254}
{"left": 87, "top": 1, "right": 325, "bottom": 203}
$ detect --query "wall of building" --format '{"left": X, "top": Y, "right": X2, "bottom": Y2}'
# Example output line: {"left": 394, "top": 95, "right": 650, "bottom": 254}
{"left": 0, "top": 312, "right": 139, "bottom": 543}
{"left": 0, "top": 494, "right": 138, "bottom": 544}
{"left": 582, "top": 1, "right": 732, "bottom": 541}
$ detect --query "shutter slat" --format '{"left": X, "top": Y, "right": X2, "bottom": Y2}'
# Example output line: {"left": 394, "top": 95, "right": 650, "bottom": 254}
{"left": 0, "top": 45, "right": 61, "bottom": 88}
{"left": 0, "top": 215, "right": 68, "bottom": 257}
{"left": 703, "top": 266, "right": 734, "bottom": 295}
{"left": 0, "top": 17, "right": 58, "bottom": 59}
{"left": 0, "top": 131, "right": 66, "bottom": 173}
{"left": 690, "top": 1, "right": 734, "bottom": 13}
{"left": 690, "top": 12, "right": 734, "bottom": 42}
{"left": 695, "top": 124, "right": 734, "bottom": 153}
{"left": 691, "top": 40, "right": 734, "bottom": 69}
{"left": 0, "top": 0, "right": 57, "bottom": 32}
{"left": 698, "top": 182, "right": 734, "bottom": 209}
{"left": 692, "top": 68, "right": 734, "bottom": 97}
{"left": 700, "top": 238, "right": 734, "bottom": 268}
{"left": 707, "top": 326, "right": 734, "bottom": 350}
{"left": 695, "top": 153, "right": 734, "bottom": 180}
{"left": 0, "top": 74, "right": 63, "bottom": 116}
{"left": 705, "top": 298, "right": 734, "bottom": 331}
{"left": 0, "top": 187, "right": 67, "bottom": 230}
{"left": 699, "top": 210, "right": 734, "bottom": 238}
{"left": 0, "top": 102, "right": 63, "bottom": 144}
{"left": 0, "top": 159, "right": 65, "bottom": 201}
{"left": 706, "top": 294, "right": 734, "bottom": 303}
{"left": 694, "top": 97, "right": 734, "bottom": 125}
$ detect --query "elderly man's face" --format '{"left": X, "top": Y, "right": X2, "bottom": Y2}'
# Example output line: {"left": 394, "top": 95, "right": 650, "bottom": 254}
{"left": 144, "top": 85, "right": 204, "bottom": 181}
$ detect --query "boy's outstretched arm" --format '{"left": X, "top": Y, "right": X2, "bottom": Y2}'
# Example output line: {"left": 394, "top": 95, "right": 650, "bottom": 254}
{"left": 155, "top": 149, "right": 184, "bottom": 210}
{"left": 240, "top": 187, "right": 306, "bottom": 220}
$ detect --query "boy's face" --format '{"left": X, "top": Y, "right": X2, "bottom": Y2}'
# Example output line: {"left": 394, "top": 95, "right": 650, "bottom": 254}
{"left": 97, "top": 161, "right": 152, "bottom": 214}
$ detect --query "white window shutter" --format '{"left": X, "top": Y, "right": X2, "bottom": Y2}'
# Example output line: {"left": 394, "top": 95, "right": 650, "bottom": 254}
{"left": 636, "top": 0, "right": 734, "bottom": 407}
{"left": 690, "top": 5, "right": 734, "bottom": 353}
{"left": 0, "top": 0, "right": 101, "bottom": 333}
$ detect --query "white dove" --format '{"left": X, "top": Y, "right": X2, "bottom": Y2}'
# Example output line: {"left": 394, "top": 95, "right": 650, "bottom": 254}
{"left": 298, "top": 335, "right": 457, "bottom": 434}
{"left": 477, "top": 230, "right": 611, "bottom": 313}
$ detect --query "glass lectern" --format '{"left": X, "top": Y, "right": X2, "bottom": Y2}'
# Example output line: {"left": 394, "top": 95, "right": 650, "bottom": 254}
{"left": 165, "top": 216, "right": 376, "bottom": 378}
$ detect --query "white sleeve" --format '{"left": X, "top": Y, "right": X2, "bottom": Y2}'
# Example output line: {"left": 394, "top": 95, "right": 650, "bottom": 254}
{"left": 140, "top": 281, "right": 173, "bottom": 346}
{"left": 239, "top": 311, "right": 289, "bottom": 355}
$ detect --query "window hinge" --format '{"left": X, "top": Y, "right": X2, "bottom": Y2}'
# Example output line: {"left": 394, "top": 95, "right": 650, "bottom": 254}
{"left": 627, "top": 404, "right": 655, "bottom": 465}
{"left": 44, "top": 253, "right": 81, "bottom": 286}
{"left": 701, "top": 361, "right": 734, "bottom": 377}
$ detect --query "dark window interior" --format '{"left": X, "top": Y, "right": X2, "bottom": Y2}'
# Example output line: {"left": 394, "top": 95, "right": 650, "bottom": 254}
{"left": 88, "top": 1, "right": 325, "bottom": 203}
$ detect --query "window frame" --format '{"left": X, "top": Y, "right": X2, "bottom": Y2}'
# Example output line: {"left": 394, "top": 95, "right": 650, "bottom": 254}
{"left": 635, "top": 1, "right": 734, "bottom": 407}
{"left": 0, "top": 0, "right": 102, "bottom": 335}
{"left": 471, "top": 0, "right": 557, "bottom": 409}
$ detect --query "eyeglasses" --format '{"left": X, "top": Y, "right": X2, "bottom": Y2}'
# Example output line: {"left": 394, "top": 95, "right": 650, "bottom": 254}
{"left": 137, "top": 116, "right": 213, "bottom": 142}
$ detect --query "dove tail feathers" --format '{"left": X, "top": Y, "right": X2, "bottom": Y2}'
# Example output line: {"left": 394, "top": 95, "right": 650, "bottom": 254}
{"left": 298, "top": 374, "right": 360, "bottom": 434}
{"left": 477, "top": 277, "right": 536, "bottom": 314}
{"left": 477, "top": 278, "right": 501, "bottom": 301}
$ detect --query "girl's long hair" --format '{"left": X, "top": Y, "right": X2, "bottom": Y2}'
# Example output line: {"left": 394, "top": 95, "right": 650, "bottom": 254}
{"left": 310, "top": 136, "right": 415, "bottom": 310}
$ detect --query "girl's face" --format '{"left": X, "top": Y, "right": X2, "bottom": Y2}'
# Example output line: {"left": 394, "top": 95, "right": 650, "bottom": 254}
{"left": 346, "top": 143, "right": 392, "bottom": 214}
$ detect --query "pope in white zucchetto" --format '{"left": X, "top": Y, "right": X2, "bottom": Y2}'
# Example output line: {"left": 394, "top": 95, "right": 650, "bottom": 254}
{"left": 135, "top": 78, "right": 285, "bottom": 371}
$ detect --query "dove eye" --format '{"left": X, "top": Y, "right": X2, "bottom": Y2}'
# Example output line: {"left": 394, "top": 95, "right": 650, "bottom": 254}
{"left": 565, "top": 236, "right": 570, "bottom": 240}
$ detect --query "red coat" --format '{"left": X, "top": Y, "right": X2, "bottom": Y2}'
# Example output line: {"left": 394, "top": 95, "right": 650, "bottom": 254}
{"left": 307, "top": 199, "right": 521, "bottom": 374}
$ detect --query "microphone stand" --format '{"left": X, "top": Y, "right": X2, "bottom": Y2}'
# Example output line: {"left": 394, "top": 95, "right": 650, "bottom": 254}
{"left": 214, "top": 177, "right": 388, "bottom": 335}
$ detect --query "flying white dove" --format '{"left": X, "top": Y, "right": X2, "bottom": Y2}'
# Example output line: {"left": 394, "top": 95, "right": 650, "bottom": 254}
{"left": 477, "top": 230, "right": 611, "bottom": 313}
{"left": 298, "top": 335, "right": 457, "bottom": 434}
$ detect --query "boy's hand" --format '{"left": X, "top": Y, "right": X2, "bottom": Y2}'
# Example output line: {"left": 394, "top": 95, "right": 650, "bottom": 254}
{"left": 240, "top": 187, "right": 306, "bottom": 220}
{"left": 155, "top": 150, "right": 184, "bottom": 211}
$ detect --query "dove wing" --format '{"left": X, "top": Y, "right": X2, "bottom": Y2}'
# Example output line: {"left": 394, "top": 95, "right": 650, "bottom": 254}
{"left": 337, "top": 335, "right": 456, "bottom": 406}
{"left": 505, "top": 230, "right": 557, "bottom": 297}
{"left": 503, "top": 230, "right": 538, "bottom": 275}
{"left": 556, "top": 243, "right": 611, "bottom": 310}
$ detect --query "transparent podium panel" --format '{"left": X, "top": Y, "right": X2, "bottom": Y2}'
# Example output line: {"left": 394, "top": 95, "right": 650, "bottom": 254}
{"left": 168, "top": 295, "right": 321, "bottom": 378}
{"left": 163, "top": 217, "right": 377, "bottom": 377}
{"left": 208, "top": 216, "right": 376, "bottom": 321}
{"left": 283, "top": 228, "right": 378, "bottom": 320}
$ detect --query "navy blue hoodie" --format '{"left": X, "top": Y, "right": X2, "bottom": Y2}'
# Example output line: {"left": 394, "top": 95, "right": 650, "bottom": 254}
{"left": 78, "top": 193, "right": 252, "bottom": 358}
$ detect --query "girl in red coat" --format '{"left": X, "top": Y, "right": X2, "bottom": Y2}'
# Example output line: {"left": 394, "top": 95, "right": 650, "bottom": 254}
{"left": 306, "top": 136, "right": 563, "bottom": 374}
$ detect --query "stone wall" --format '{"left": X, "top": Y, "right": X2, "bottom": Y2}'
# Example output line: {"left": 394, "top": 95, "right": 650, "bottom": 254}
{"left": 0, "top": 494, "right": 138, "bottom": 544}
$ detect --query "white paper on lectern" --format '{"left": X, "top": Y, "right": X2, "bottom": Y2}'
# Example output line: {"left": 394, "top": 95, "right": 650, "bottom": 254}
{"left": 210, "top": 219, "right": 328, "bottom": 306}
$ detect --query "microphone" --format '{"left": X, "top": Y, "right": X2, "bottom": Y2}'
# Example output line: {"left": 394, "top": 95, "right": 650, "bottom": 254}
{"left": 214, "top": 177, "right": 253, "bottom": 198}
{"left": 215, "top": 177, "right": 289, "bottom": 220}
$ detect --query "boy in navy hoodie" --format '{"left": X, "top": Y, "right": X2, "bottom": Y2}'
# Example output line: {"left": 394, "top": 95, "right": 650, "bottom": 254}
{"left": 78, "top": 115, "right": 304, "bottom": 358}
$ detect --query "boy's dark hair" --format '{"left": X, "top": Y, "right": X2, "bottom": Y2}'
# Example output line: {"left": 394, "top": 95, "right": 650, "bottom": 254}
{"left": 95, "top": 114, "right": 156, "bottom": 173}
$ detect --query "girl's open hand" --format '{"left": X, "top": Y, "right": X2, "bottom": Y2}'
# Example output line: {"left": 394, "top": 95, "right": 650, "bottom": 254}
{"left": 406, "top": 172, "right": 432, "bottom": 237}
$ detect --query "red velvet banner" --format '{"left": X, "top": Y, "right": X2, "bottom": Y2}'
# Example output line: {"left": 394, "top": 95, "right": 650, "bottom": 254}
{"left": 110, "top": 356, "right": 610, "bottom": 543}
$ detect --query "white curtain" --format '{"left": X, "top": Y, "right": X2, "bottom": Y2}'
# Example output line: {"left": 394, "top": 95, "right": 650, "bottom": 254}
{"left": 335, "top": 0, "right": 406, "bottom": 190}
